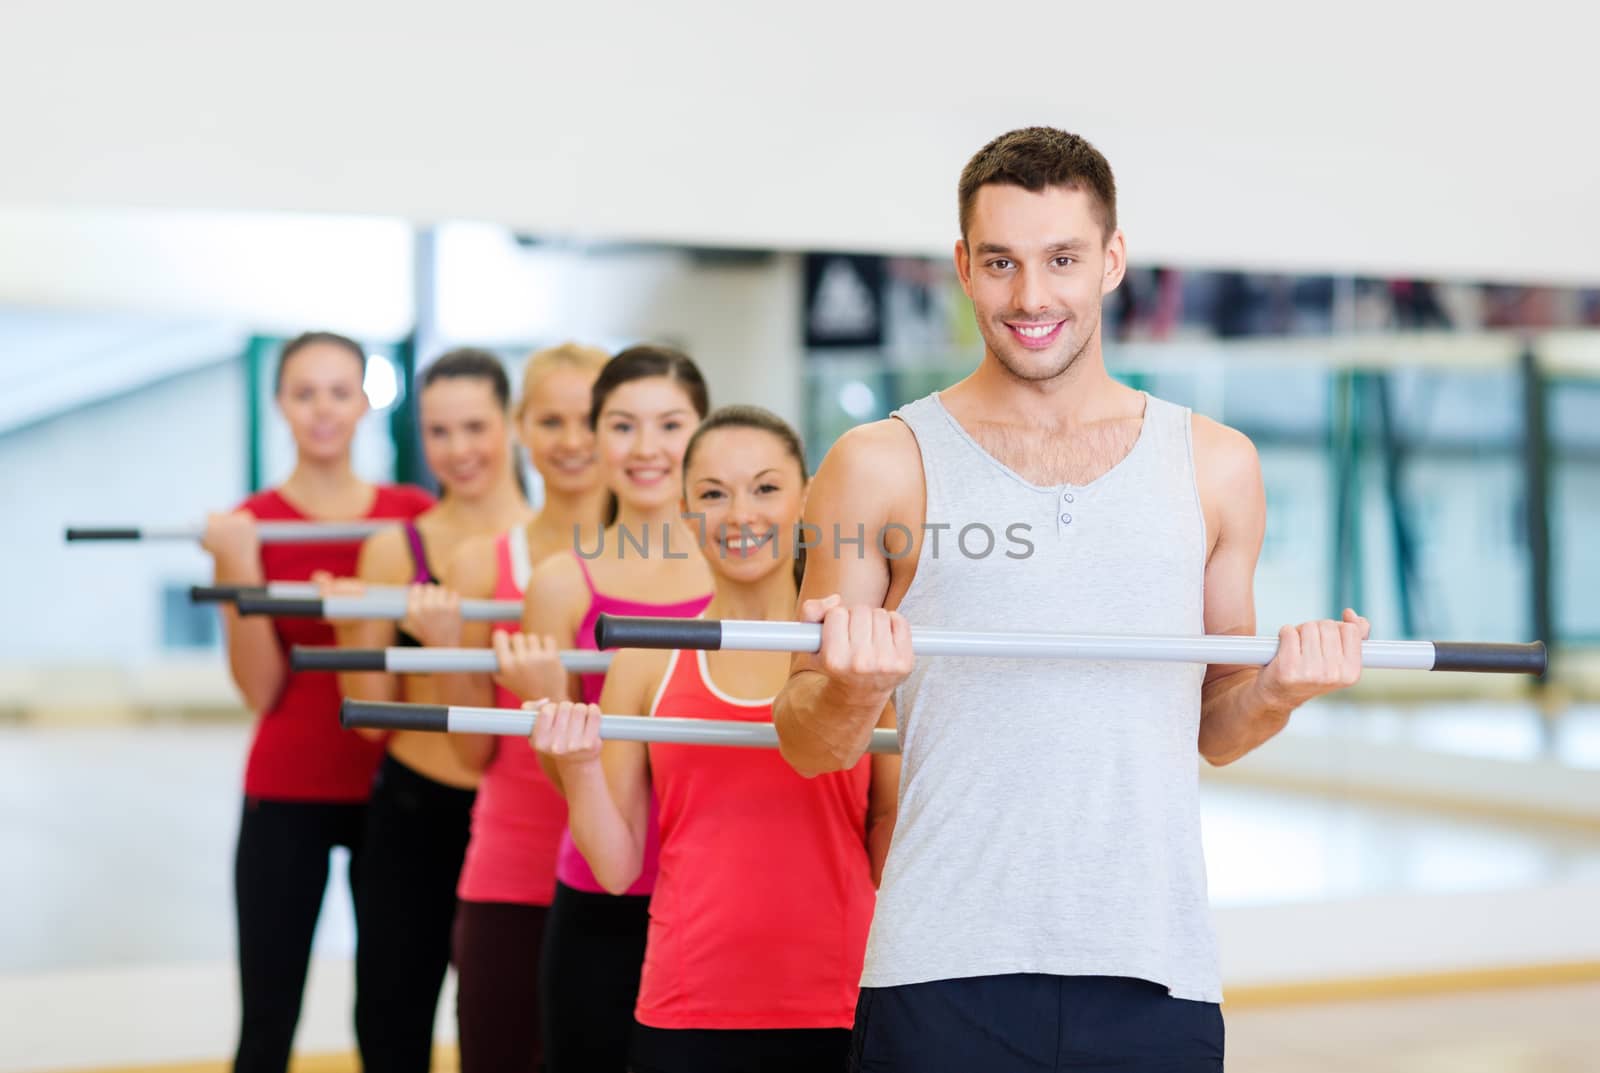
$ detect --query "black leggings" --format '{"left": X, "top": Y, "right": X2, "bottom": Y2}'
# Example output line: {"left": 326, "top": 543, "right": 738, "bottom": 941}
{"left": 233, "top": 796, "right": 367, "bottom": 1073}
{"left": 453, "top": 900, "right": 551, "bottom": 1073}
{"left": 355, "top": 754, "right": 476, "bottom": 1073}
{"left": 539, "top": 881, "right": 651, "bottom": 1073}
{"left": 630, "top": 1024, "right": 852, "bottom": 1073}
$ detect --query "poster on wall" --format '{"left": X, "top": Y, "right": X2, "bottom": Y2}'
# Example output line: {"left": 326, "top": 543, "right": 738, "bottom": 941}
{"left": 804, "top": 253, "right": 886, "bottom": 349}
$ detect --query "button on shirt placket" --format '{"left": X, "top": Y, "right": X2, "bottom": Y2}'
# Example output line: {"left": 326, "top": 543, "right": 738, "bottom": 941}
{"left": 1059, "top": 489, "right": 1075, "bottom": 530}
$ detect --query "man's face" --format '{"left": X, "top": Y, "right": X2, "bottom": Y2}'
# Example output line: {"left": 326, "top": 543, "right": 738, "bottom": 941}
{"left": 956, "top": 183, "right": 1124, "bottom": 383}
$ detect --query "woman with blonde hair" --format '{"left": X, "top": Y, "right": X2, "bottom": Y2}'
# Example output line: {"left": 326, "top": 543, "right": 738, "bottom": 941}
{"left": 433, "top": 343, "right": 611, "bottom": 1073}
{"left": 495, "top": 344, "right": 715, "bottom": 1073}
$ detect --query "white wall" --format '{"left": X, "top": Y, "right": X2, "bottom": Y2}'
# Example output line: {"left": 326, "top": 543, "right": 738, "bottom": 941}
{"left": 0, "top": 224, "right": 804, "bottom": 677}
{"left": 0, "top": 364, "right": 244, "bottom": 665}
{"left": 2, "top": 3, "right": 1596, "bottom": 284}
{"left": 434, "top": 224, "right": 805, "bottom": 427}
{"left": 0, "top": 361, "right": 397, "bottom": 666}
{"left": 0, "top": 207, "right": 414, "bottom": 339}
{"left": 0, "top": 309, "right": 245, "bottom": 434}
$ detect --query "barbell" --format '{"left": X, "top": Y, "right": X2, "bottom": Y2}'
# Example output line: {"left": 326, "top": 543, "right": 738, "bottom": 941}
{"left": 66, "top": 521, "right": 393, "bottom": 544}
{"left": 339, "top": 698, "right": 900, "bottom": 754}
{"left": 593, "top": 615, "right": 1547, "bottom": 675}
{"left": 237, "top": 593, "right": 523, "bottom": 622}
{"left": 293, "top": 645, "right": 611, "bottom": 674}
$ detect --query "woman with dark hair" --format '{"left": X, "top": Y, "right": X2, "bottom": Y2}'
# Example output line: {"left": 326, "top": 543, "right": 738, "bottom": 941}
{"left": 527, "top": 406, "right": 898, "bottom": 1073}
{"left": 493, "top": 344, "right": 714, "bottom": 1073}
{"left": 201, "top": 331, "right": 433, "bottom": 1073}
{"left": 428, "top": 342, "right": 611, "bottom": 1073}
{"left": 333, "top": 347, "right": 533, "bottom": 1073}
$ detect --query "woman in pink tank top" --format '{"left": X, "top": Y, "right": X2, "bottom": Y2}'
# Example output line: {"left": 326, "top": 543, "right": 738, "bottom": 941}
{"left": 493, "top": 345, "right": 714, "bottom": 1073}
{"left": 529, "top": 407, "right": 900, "bottom": 1073}
{"left": 425, "top": 344, "right": 611, "bottom": 1073}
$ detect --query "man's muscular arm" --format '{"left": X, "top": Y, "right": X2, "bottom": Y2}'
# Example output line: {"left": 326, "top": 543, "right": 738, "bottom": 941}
{"left": 773, "top": 420, "right": 920, "bottom": 777}
{"left": 1196, "top": 418, "right": 1368, "bottom": 765}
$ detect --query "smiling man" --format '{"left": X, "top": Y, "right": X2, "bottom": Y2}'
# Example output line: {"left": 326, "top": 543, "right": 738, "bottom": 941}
{"left": 773, "top": 127, "right": 1372, "bottom": 1071}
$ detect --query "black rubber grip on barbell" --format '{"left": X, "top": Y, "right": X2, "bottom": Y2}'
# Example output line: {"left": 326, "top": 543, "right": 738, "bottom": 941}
{"left": 340, "top": 699, "right": 450, "bottom": 733}
{"left": 292, "top": 646, "right": 386, "bottom": 673}
{"left": 65, "top": 527, "right": 142, "bottom": 541}
{"left": 594, "top": 614, "right": 724, "bottom": 651}
{"left": 237, "top": 595, "right": 324, "bottom": 618}
{"left": 190, "top": 585, "right": 268, "bottom": 603}
{"left": 1431, "top": 641, "right": 1547, "bottom": 676}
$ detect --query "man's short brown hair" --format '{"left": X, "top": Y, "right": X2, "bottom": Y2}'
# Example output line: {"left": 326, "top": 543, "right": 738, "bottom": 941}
{"left": 958, "top": 127, "right": 1118, "bottom": 242}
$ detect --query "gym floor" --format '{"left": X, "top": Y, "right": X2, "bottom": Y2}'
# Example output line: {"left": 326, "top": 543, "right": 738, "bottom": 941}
{"left": 57, "top": 982, "right": 1600, "bottom": 1073}
{"left": 4, "top": 705, "right": 1597, "bottom": 1072}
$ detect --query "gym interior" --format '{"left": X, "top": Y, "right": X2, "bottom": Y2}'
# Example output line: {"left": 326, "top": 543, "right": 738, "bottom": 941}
{"left": 3, "top": 7, "right": 1597, "bottom": 1072}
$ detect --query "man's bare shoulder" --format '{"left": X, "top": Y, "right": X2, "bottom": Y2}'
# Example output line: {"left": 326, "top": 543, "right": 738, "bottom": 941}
{"left": 1190, "top": 413, "right": 1260, "bottom": 487}
{"left": 811, "top": 419, "right": 925, "bottom": 535}
{"left": 1191, "top": 414, "right": 1265, "bottom": 554}
{"left": 818, "top": 418, "right": 923, "bottom": 483}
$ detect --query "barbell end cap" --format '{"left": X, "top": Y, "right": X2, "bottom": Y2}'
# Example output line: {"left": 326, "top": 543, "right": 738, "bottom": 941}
{"left": 340, "top": 699, "right": 450, "bottom": 733}
{"left": 237, "top": 596, "right": 324, "bottom": 618}
{"left": 292, "top": 646, "right": 386, "bottom": 673}
{"left": 1431, "top": 640, "right": 1548, "bottom": 676}
{"left": 190, "top": 585, "right": 265, "bottom": 604}
{"left": 65, "top": 527, "right": 141, "bottom": 542}
{"left": 593, "top": 614, "right": 724, "bottom": 651}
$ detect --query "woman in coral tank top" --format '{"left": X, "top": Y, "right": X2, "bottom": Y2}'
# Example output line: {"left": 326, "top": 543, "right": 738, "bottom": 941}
{"left": 423, "top": 343, "right": 611, "bottom": 1073}
{"left": 528, "top": 407, "right": 901, "bottom": 1073}
{"left": 492, "top": 345, "right": 714, "bottom": 1073}
{"left": 201, "top": 331, "right": 433, "bottom": 1073}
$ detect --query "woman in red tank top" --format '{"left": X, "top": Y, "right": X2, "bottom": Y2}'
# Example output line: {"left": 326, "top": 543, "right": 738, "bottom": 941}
{"left": 425, "top": 343, "right": 611, "bottom": 1073}
{"left": 200, "top": 332, "right": 433, "bottom": 1073}
{"left": 529, "top": 407, "right": 901, "bottom": 1073}
{"left": 492, "top": 345, "right": 714, "bottom": 1073}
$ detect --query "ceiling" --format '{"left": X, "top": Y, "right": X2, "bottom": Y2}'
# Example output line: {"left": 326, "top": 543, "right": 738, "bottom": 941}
{"left": 2, "top": 1, "right": 1596, "bottom": 284}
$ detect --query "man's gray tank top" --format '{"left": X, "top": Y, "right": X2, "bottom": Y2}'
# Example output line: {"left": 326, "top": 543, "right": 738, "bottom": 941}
{"left": 862, "top": 390, "right": 1221, "bottom": 1003}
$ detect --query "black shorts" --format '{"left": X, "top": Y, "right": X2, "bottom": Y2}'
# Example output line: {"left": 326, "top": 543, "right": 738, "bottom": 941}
{"left": 849, "top": 974, "right": 1223, "bottom": 1073}
{"left": 631, "top": 1023, "right": 850, "bottom": 1073}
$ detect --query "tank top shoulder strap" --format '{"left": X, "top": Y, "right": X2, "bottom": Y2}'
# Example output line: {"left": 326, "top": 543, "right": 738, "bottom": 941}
{"left": 647, "top": 649, "right": 687, "bottom": 716}
{"left": 1136, "top": 392, "right": 1172, "bottom": 435}
{"left": 403, "top": 522, "right": 436, "bottom": 584}
{"left": 889, "top": 392, "right": 957, "bottom": 454}
{"left": 1136, "top": 394, "right": 1194, "bottom": 466}
{"left": 1140, "top": 394, "right": 1204, "bottom": 537}
{"left": 492, "top": 531, "right": 516, "bottom": 598}
{"left": 890, "top": 392, "right": 973, "bottom": 511}
{"left": 508, "top": 523, "right": 534, "bottom": 591}
{"left": 570, "top": 549, "right": 601, "bottom": 597}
